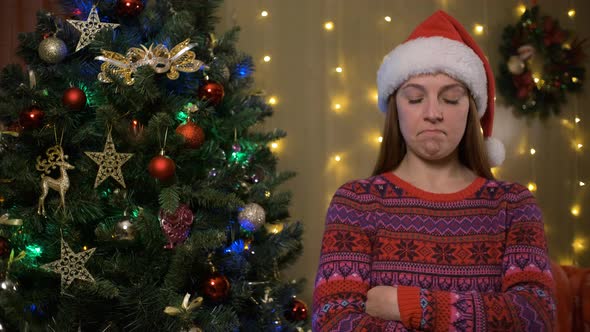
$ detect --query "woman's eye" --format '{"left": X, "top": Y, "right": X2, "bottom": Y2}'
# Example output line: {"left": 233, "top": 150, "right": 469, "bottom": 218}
{"left": 408, "top": 98, "right": 423, "bottom": 104}
{"left": 443, "top": 99, "right": 459, "bottom": 105}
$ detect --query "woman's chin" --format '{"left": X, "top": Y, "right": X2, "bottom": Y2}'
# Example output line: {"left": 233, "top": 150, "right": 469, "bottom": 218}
{"left": 416, "top": 149, "right": 455, "bottom": 163}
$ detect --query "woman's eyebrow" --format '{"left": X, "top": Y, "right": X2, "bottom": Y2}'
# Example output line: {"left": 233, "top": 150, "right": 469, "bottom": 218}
{"left": 438, "top": 84, "right": 467, "bottom": 96}
{"left": 400, "top": 84, "right": 426, "bottom": 93}
{"left": 400, "top": 83, "right": 467, "bottom": 95}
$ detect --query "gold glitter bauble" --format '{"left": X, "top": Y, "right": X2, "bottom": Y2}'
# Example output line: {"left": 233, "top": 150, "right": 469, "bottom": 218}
{"left": 38, "top": 37, "right": 68, "bottom": 64}
{"left": 238, "top": 203, "right": 266, "bottom": 231}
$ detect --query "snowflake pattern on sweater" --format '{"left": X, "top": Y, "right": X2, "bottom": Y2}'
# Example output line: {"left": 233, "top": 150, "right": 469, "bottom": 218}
{"left": 312, "top": 172, "right": 555, "bottom": 332}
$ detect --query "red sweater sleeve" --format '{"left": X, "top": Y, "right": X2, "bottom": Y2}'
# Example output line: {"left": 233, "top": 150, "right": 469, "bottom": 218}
{"left": 397, "top": 189, "right": 556, "bottom": 331}
{"left": 312, "top": 185, "right": 408, "bottom": 332}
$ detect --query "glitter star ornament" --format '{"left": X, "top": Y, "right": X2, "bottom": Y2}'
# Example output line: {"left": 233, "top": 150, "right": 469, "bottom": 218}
{"left": 67, "top": 6, "right": 120, "bottom": 52}
{"left": 41, "top": 238, "right": 96, "bottom": 293}
{"left": 85, "top": 132, "right": 133, "bottom": 188}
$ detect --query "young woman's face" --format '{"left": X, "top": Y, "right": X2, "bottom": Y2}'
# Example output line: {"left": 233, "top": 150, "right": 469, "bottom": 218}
{"left": 395, "top": 73, "right": 470, "bottom": 162}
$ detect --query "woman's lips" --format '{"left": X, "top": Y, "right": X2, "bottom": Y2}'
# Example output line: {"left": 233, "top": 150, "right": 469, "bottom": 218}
{"left": 419, "top": 129, "right": 446, "bottom": 135}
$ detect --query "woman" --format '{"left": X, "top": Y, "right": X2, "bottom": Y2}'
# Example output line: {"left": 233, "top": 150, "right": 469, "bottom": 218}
{"left": 312, "top": 10, "right": 555, "bottom": 332}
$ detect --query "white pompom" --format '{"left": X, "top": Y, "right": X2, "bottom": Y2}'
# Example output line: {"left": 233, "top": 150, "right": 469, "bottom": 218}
{"left": 485, "top": 137, "right": 505, "bottom": 167}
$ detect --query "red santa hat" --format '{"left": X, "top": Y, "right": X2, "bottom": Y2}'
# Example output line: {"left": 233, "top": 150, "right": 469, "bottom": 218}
{"left": 377, "top": 10, "right": 505, "bottom": 167}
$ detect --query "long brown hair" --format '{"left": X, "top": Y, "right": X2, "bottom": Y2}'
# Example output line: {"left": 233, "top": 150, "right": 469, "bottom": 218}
{"left": 372, "top": 93, "right": 495, "bottom": 179}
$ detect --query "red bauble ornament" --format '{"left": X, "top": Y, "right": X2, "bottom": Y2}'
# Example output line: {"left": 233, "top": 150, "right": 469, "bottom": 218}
{"left": 284, "top": 298, "right": 308, "bottom": 322}
{"left": 176, "top": 121, "right": 205, "bottom": 149}
{"left": 0, "top": 236, "right": 11, "bottom": 258}
{"left": 202, "top": 271, "right": 230, "bottom": 302}
{"left": 198, "top": 82, "right": 225, "bottom": 106}
{"left": 62, "top": 87, "right": 87, "bottom": 110}
{"left": 116, "top": 0, "right": 144, "bottom": 17}
{"left": 517, "top": 87, "right": 529, "bottom": 100}
{"left": 148, "top": 153, "right": 176, "bottom": 180}
{"left": 19, "top": 105, "right": 45, "bottom": 129}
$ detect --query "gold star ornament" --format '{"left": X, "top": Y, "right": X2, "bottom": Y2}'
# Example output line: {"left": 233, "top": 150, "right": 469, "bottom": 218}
{"left": 41, "top": 238, "right": 96, "bottom": 293}
{"left": 85, "top": 132, "right": 133, "bottom": 188}
{"left": 67, "top": 6, "right": 120, "bottom": 52}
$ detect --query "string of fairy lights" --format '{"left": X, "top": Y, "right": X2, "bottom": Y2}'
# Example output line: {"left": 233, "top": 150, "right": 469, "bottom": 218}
{"left": 254, "top": 1, "right": 586, "bottom": 265}
{"left": 512, "top": 0, "right": 587, "bottom": 265}
{"left": 564, "top": 0, "right": 585, "bottom": 265}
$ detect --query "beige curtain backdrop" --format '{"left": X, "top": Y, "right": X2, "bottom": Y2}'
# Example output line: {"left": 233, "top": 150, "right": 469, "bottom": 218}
{"left": 218, "top": 0, "right": 590, "bottom": 306}
{"left": 1, "top": 0, "right": 588, "bottom": 309}
{"left": 0, "top": 0, "right": 59, "bottom": 66}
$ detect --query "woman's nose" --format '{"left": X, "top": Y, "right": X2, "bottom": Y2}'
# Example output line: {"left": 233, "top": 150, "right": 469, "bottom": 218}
{"left": 423, "top": 99, "right": 443, "bottom": 122}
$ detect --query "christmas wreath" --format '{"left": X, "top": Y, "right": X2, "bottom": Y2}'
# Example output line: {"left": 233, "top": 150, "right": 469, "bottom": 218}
{"left": 498, "top": 5, "right": 586, "bottom": 116}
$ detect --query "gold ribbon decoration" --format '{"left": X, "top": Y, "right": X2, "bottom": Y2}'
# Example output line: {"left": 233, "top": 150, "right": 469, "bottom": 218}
{"left": 0, "top": 131, "right": 20, "bottom": 137}
{"left": 0, "top": 213, "right": 23, "bottom": 226}
{"left": 164, "top": 292, "right": 203, "bottom": 316}
{"left": 207, "top": 33, "right": 218, "bottom": 57}
{"left": 95, "top": 39, "right": 208, "bottom": 85}
{"left": 7, "top": 249, "right": 26, "bottom": 270}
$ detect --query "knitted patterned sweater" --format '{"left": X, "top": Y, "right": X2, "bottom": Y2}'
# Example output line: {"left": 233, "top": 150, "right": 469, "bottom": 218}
{"left": 312, "top": 172, "right": 555, "bottom": 331}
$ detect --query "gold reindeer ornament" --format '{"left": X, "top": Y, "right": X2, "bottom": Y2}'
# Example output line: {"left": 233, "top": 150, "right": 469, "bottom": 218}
{"left": 36, "top": 145, "right": 75, "bottom": 215}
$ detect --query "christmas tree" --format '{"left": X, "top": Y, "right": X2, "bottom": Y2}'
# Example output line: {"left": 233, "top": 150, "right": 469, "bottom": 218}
{"left": 0, "top": 1, "right": 308, "bottom": 331}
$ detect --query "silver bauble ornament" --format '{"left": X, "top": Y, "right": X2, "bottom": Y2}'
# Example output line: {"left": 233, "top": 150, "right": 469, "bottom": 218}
{"left": 507, "top": 55, "right": 525, "bottom": 75}
{"left": 238, "top": 203, "right": 266, "bottom": 231}
{"left": 38, "top": 36, "right": 68, "bottom": 64}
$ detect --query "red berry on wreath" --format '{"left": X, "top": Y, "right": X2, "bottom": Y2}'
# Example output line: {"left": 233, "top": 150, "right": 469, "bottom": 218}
{"left": 517, "top": 88, "right": 528, "bottom": 100}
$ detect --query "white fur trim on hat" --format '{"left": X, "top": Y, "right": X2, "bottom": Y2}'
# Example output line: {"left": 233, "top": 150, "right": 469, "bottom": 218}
{"left": 485, "top": 137, "right": 505, "bottom": 167}
{"left": 377, "top": 36, "right": 487, "bottom": 117}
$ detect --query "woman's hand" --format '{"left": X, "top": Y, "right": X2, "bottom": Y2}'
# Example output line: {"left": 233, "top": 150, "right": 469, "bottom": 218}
{"left": 365, "top": 286, "right": 401, "bottom": 321}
